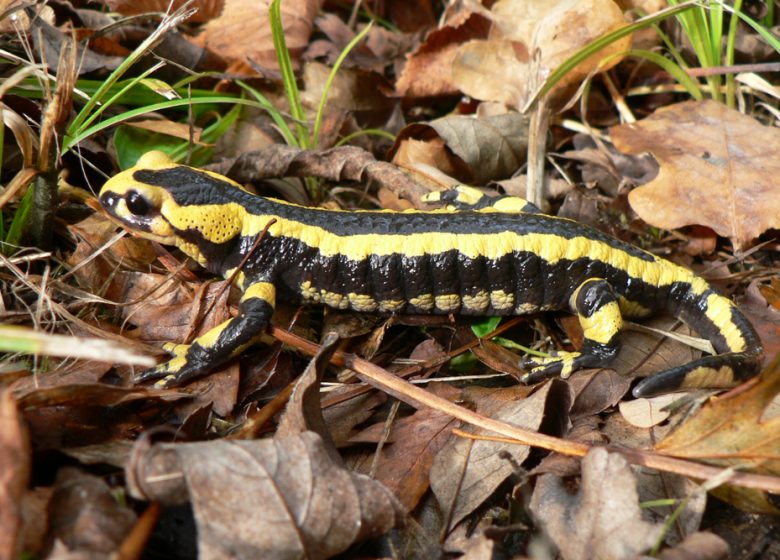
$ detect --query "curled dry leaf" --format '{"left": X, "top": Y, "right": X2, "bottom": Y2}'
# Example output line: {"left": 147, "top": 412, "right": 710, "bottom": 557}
{"left": 611, "top": 100, "right": 780, "bottom": 250}
{"left": 47, "top": 468, "right": 137, "bottom": 555}
{"left": 451, "top": 0, "right": 630, "bottom": 108}
{"left": 530, "top": 448, "right": 663, "bottom": 560}
{"left": 222, "top": 145, "right": 429, "bottom": 206}
{"left": 391, "top": 112, "right": 530, "bottom": 184}
{"left": 194, "top": 0, "right": 323, "bottom": 71}
{"left": 395, "top": 10, "right": 491, "bottom": 98}
{"left": 127, "top": 433, "right": 403, "bottom": 560}
{"left": 656, "top": 355, "right": 780, "bottom": 514}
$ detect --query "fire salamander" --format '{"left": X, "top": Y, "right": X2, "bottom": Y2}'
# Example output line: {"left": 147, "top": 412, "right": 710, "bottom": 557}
{"left": 99, "top": 151, "right": 762, "bottom": 397}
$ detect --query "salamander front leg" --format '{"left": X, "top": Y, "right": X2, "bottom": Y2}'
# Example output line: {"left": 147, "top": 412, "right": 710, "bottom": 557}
{"left": 521, "top": 278, "right": 623, "bottom": 384}
{"left": 136, "top": 281, "right": 276, "bottom": 387}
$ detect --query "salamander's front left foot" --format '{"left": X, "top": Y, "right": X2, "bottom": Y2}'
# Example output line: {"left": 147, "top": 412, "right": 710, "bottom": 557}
{"left": 135, "top": 342, "right": 208, "bottom": 388}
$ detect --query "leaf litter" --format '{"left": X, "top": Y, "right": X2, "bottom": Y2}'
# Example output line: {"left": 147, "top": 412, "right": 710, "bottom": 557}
{"left": 2, "top": 0, "right": 780, "bottom": 558}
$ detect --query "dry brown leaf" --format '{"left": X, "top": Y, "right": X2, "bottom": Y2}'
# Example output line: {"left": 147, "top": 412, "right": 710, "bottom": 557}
{"left": 391, "top": 112, "right": 530, "bottom": 184}
{"left": 430, "top": 381, "right": 568, "bottom": 530}
{"left": 396, "top": 10, "right": 491, "bottom": 98}
{"left": 530, "top": 448, "right": 663, "bottom": 560}
{"left": 126, "top": 336, "right": 402, "bottom": 558}
{"left": 194, "top": 0, "right": 323, "bottom": 71}
{"left": 46, "top": 468, "right": 136, "bottom": 555}
{"left": 103, "top": 0, "right": 224, "bottom": 23}
{"left": 350, "top": 383, "right": 461, "bottom": 511}
{"left": 0, "top": 1, "right": 54, "bottom": 32}
{"left": 656, "top": 356, "right": 780, "bottom": 514}
{"left": 125, "top": 119, "right": 206, "bottom": 144}
{"left": 127, "top": 433, "right": 402, "bottom": 559}
{"left": 611, "top": 100, "right": 780, "bottom": 250}
{"left": 0, "top": 390, "right": 29, "bottom": 560}
{"left": 451, "top": 0, "right": 630, "bottom": 108}
{"left": 619, "top": 394, "right": 679, "bottom": 428}
{"left": 222, "top": 145, "right": 429, "bottom": 206}
{"left": 657, "top": 532, "right": 729, "bottom": 560}
{"left": 636, "top": 470, "right": 707, "bottom": 546}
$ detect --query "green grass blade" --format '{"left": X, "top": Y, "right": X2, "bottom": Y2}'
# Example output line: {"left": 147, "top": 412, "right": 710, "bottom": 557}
{"left": 269, "top": 0, "right": 309, "bottom": 148}
{"left": 62, "top": 97, "right": 262, "bottom": 152}
{"left": 335, "top": 128, "right": 396, "bottom": 146}
{"left": 67, "top": 7, "right": 195, "bottom": 138}
{"left": 723, "top": 2, "right": 780, "bottom": 53}
{"left": 312, "top": 21, "right": 373, "bottom": 147}
{"left": 725, "top": 0, "right": 744, "bottom": 107}
{"left": 236, "top": 80, "right": 298, "bottom": 146}
{"left": 625, "top": 49, "right": 704, "bottom": 99}
{"left": 3, "top": 186, "right": 33, "bottom": 254}
{"left": 72, "top": 62, "right": 167, "bottom": 141}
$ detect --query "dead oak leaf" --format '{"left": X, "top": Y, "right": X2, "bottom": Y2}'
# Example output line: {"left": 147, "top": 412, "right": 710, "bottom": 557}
{"left": 127, "top": 433, "right": 403, "bottom": 560}
{"left": 452, "top": 0, "right": 630, "bottom": 108}
{"left": 530, "top": 448, "right": 663, "bottom": 560}
{"left": 193, "top": 0, "right": 323, "bottom": 71}
{"left": 430, "top": 380, "right": 569, "bottom": 530}
{"left": 611, "top": 100, "right": 780, "bottom": 250}
{"left": 656, "top": 355, "right": 780, "bottom": 514}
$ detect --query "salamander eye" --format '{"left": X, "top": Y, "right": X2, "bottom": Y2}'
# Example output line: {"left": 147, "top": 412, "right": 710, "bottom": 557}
{"left": 126, "top": 191, "right": 151, "bottom": 216}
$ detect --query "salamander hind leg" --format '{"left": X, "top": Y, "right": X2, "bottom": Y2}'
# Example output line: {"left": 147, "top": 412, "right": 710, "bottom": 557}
{"left": 136, "top": 281, "right": 276, "bottom": 387}
{"left": 521, "top": 278, "right": 623, "bottom": 384}
{"left": 423, "top": 185, "right": 542, "bottom": 214}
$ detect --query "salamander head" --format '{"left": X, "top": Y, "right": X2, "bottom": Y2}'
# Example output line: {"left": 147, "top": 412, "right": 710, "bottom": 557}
{"left": 99, "top": 151, "right": 186, "bottom": 245}
{"left": 101, "top": 150, "right": 251, "bottom": 251}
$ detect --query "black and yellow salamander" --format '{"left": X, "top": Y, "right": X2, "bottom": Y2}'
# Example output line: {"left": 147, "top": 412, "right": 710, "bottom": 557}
{"left": 99, "top": 151, "right": 762, "bottom": 397}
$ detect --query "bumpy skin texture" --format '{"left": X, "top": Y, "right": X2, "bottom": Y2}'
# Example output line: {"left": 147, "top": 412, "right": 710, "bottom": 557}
{"left": 99, "top": 151, "right": 763, "bottom": 396}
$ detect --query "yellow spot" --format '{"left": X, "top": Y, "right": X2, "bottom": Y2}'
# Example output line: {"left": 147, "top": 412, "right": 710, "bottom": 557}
{"left": 559, "top": 353, "right": 577, "bottom": 378}
{"left": 580, "top": 301, "right": 623, "bottom": 345}
{"left": 178, "top": 241, "right": 208, "bottom": 267}
{"left": 515, "top": 302, "right": 539, "bottom": 314}
{"left": 348, "top": 293, "right": 377, "bottom": 312}
{"left": 452, "top": 185, "right": 484, "bottom": 206}
{"left": 435, "top": 294, "right": 460, "bottom": 312}
{"left": 194, "top": 321, "right": 230, "bottom": 350}
{"left": 490, "top": 290, "right": 515, "bottom": 310}
{"left": 300, "top": 281, "right": 318, "bottom": 300}
{"left": 409, "top": 294, "right": 435, "bottom": 310}
{"left": 492, "top": 197, "right": 531, "bottom": 214}
{"left": 680, "top": 365, "right": 735, "bottom": 389}
{"left": 462, "top": 291, "right": 489, "bottom": 312}
{"left": 164, "top": 342, "right": 188, "bottom": 355}
{"left": 163, "top": 354, "right": 188, "bottom": 374}
{"left": 321, "top": 291, "right": 345, "bottom": 308}
{"left": 377, "top": 299, "right": 404, "bottom": 312}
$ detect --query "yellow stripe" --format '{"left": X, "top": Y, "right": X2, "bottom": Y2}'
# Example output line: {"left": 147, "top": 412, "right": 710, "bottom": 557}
{"left": 242, "top": 216, "right": 708, "bottom": 297}
{"left": 241, "top": 281, "right": 276, "bottom": 307}
{"left": 703, "top": 293, "right": 746, "bottom": 352}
